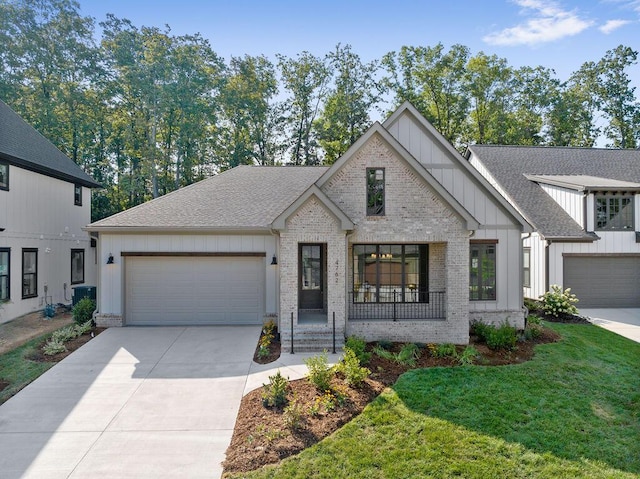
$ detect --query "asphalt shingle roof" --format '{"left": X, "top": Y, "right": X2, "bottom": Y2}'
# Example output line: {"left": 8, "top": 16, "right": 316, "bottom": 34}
{"left": 468, "top": 145, "right": 640, "bottom": 239}
{"left": 88, "top": 165, "right": 329, "bottom": 230}
{"left": 0, "top": 99, "right": 101, "bottom": 188}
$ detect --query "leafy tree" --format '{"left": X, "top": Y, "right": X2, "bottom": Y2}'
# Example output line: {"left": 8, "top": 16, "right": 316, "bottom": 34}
{"left": 383, "top": 43, "right": 470, "bottom": 146}
{"left": 278, "top": 52, "right": 330, "bottom": 165}
{"left": 315, "top": 44, "right": 381, "bottom": 164}
{"left": 594, "top": 45, "right": 640, "bottom": 148}
{"left": 218, "top": 55, "right": 280, "bottom": 168}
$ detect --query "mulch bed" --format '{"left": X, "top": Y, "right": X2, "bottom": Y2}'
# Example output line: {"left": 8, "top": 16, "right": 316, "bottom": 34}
{"left": 252, "top": 329, "right": 281, "bottom": 364}
{"left": 0, "top": 380, "right": 9, "bottom": 393}
{"left": 223, "top": 326, "right": 561, "bottom": 475}
{"left": 27, "top": 327, "right": 106, "bottom": 362}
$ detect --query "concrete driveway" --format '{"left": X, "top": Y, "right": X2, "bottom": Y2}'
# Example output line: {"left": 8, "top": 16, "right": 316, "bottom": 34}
{"left": 0, "top": 325, "right": 340, "bottom": 479}
{"left": 580, "top": 309, "right": 640, "bottom": 343}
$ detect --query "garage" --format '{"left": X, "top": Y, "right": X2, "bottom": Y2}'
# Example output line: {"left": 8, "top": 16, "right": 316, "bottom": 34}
{"left": 125, "top": 255, "right": 265, "bottom": 326}
{"left": 563, "top": 255, "right": 640, "bottom": 308}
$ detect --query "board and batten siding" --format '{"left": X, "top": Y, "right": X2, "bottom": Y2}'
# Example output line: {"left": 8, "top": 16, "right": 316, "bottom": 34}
{"left": 523, "top": 233, "right": 547, "bottom": 300}
{"left": 539, "top": 184, "right": 584, "bottom": 226}
{"left": 386, "top": 112, "right": 526, "bottom": 327}
{"left": 96, "top": 233, "right": 277, "bottom": 323}
{"left": 0, "top": 165, "right": 95, "bottom": 323}
{"left": 470, "top": 227, "right": 524, "bottom": 327}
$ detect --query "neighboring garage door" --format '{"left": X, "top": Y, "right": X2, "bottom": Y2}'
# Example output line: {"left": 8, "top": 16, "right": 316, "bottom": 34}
{"left": 563, "top": 255, "right": 640, "bottom": 308}
{"left": 125, "top": 256, "right": 264, "bottom": 325}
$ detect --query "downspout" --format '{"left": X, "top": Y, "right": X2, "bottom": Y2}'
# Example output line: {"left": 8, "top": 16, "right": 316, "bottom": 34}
{"left": 269, "top": 228, "right": 280, "bottom": 329}
{"left": 521, "top": 232, "right": 531, "bottom": 313}
{"left": 545, "top": 239, "right": 551, "bottom": 293}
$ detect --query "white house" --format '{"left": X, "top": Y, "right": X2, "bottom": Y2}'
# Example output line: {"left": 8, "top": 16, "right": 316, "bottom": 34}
{"left": 468, "top": 145, "right": 640, "bottom": 308}
{"left": 86, "top": 103, "right": 531, "bottom": 350}
{"left": 0, "top": 99, "right": 101, "bottom": 324}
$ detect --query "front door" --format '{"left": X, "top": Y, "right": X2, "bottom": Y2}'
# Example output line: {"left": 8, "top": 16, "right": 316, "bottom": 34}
{"left": 299, "top": 244, "right": 325, "bottom": 310}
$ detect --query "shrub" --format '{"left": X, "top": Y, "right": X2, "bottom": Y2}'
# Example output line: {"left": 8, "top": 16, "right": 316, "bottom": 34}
{"left": 486, "top": 322, "right": 517, "bottom": 350}
{"left": 470, "top": 320, "right": 492, "bottom": 341}
{"left": 344, "top": 336, "right": 371, "bottom": 364}
{"left": 74, "top": 319, "right": 93, "bottom": 336}
{"left": 305, "top": 352, "right": 334, "bottom": 391}
{"left": 43, "top": 339, "right": 67, "bottom": 356}
{"left": 524, "top": 297, "right": 541, "bottom": 312}
{"left": 50, "top": 326, "right": 79, "bottom": 343}
{"left": 336, "top": 348, "right": 370, "bottom": 387}
{"left": 283, "top": 396, "right": 305, "bottom": 430}
{"left": 527, "top": 314, "right": 542, "bottom": 326}
{"left": 540, "top": 285, "right": 579, "bottom": 317}
{"left": 372, "top": 344, "right": 395, "bottom": 361}
{"left": 72, "top": 298, "right": 96, "bottom": 326}
{"left": 262, "top": 370, "right": 288, "bottom": 408}
{"left": 377, "top": 339, "right": 393, "bottom": 350}
{"left": 459, "top": 346, "right": 480, "bottom": 365}
{"left": 430, "top": 343, "right": 457, "bottom": 358}
{"left": 395, "top": 343, "right": 420, "bottom": 366}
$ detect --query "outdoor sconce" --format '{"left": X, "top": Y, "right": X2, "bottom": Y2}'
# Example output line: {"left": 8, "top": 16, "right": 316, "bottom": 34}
{"left": 106, "top": 253, "right": 115, "bottom": 265}
{"left": 270, "top": 254, "right": 278, "bottom": 265}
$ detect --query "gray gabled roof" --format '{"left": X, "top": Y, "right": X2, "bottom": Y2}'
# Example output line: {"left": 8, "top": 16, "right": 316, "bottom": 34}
{"left": 87, "top": 165, "right": 328, "bottom": 232}
{"left": 0, "top": 99, "right": 101, "bottom": 188}
{"left": 467, "top": 145, "right": 640, "bottom": 240}
{"left": 525, "top": 174, "right": 640, "bottom": 192}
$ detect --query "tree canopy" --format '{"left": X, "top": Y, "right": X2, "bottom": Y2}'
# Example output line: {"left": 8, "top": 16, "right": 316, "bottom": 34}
{"left": 1, "top": 0, "right": 638, "bottom": 221}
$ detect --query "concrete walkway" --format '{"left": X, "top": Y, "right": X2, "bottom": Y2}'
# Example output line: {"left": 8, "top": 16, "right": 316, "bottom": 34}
{"left": 580, "top": 308, "right": 640, "bottom": 344}
{"left": 0, "top": 326, "right": 340, "bottom": 479}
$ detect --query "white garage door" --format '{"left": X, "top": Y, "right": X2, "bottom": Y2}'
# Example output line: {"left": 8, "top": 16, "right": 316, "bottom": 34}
{"left": 125, "top": 256, "right": 264, "bottom": 325}
{"left": 563, "top": 256, "right": 640, "bottom": 308}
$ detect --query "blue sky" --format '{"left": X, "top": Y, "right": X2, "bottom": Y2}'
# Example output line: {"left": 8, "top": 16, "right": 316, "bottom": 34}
{"left": 79, "top": 0, "right": 640, "bottom": 88}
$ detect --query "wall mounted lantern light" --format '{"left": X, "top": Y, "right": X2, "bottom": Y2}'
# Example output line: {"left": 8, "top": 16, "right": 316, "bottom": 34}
{"left": 270, "top": 254, "right": 278, "bottom": 265}
{"left": 106, "top": 253, "right": 115, "bottom": 265}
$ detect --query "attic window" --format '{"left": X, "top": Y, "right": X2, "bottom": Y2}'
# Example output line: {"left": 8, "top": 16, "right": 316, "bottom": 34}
{"left": 595, "top": 193, "right": 634, "bottom": 230}
{"left": 366, "top": 168, "right": 385, "bottom": 216}
{"left": 74, "top": 184, "right": 82, "bottom": 206}
{"left": 0, "top": 161, "right": 8, "bottom": 190}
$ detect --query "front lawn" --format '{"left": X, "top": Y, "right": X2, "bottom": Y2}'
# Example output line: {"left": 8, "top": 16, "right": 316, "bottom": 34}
{"left": 225, "top": 323, "right": 640, "bottom": 479}
{"left": 0, "top": 332, "right": 57, "bottom": 404}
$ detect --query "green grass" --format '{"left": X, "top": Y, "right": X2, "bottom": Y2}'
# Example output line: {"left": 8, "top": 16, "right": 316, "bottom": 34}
{"left": 227, "top": 323, "right": 640, "bottom": 479}
{"left": 0, "top": 332, "right": 57, "bottom": 404}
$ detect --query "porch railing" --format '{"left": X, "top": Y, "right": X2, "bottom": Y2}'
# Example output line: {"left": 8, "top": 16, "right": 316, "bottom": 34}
{"left": 348, "top": 291, "right": 446, "bottom": 321}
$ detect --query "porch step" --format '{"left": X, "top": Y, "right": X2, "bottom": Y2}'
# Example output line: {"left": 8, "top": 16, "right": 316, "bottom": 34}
{"left": 281, "top": 329, "right": 345, "bottom": 353}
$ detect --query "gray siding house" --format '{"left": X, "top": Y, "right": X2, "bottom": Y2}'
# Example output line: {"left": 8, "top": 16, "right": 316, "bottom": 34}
{"left": 0, "top": 100, "right": 100, "bottom": 323}
{"left": 468, "top": 145, "right": 640, "bottom": 308}
{"left": 87, "top": 103, "right": 530, "bottom": 350}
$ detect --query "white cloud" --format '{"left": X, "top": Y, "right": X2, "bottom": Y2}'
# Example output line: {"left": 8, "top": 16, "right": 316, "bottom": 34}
{"left": 599, "top": 19, "right": 632, "bottom": 33}
{"left": 483, "top": 0, "right": 594, "bottom": 46}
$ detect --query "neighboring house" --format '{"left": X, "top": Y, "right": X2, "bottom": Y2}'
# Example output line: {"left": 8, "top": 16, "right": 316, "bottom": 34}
{"left": 0, "top": 99, "right": 101, "bottom": 324}
{"left": 468, "top": 145, "right": 640, "bottom": 308}
{"left": 86, "top": 102, "right": 530, "bottom": 350}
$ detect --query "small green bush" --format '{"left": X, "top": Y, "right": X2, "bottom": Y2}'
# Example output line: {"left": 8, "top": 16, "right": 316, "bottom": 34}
{"left": 43, "top": 339, "right": 67, "bottom": 356}
{"left": 74, "top": 319, "right": 93, "bottom": 336}
{"left": 336, "top": 348, "right": 370, "bottom": 387}
{"left": 262, "top": 370, "right": 288, "bottom": 408}
{"left": 395, "top": 343, "right": 420, "bottom": 366}
{"left": 344, "top": 336, "right": 371, "bottom": 364}
{"left": 539, "top": 285, "right": 579, "bottom": 317}
{"left": 459, "top": 346, "right": 480, "bottom": 365}
{"left": 524, "top": 297, "right": 541, "bottom": 312}
{"left": 305, "top": 352, "right": 334, "bottom": 391}
{"left": 283, "top": 396, "right": 305, "bottom": 430}
{"left": 377, "top": 339, "right": 393, "bottom": 350}
{"left": 470, "top": 320, "right": 492, "bottom": 341}
{"left": 486, "top": 322, "right": 517, "bottom": 350}
{"left": 372, "top": 344, "right": 395, "bottom": 361}
{"left": 527, "top": 314, "right": 542, "bottom": 326}
{"left": 72, "top": 298, "right": 96, "bottom": 326}
{"left": 430, "top": 343, "right": 457, "bottom": 358}
{"left": 50, "top": 326, "right": 79, "bottom": 343}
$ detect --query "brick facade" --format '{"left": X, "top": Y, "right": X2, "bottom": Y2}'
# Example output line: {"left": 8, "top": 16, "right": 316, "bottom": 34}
{"left": 279, "top": 134, "right": 472, "bottom": 347}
